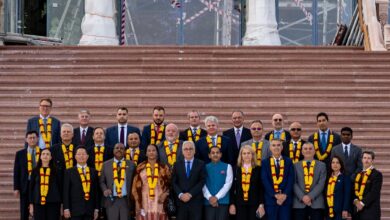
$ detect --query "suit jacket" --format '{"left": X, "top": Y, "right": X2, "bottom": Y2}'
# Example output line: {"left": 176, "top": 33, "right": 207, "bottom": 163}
{"left": 13, "top": 149, "right": 31, "bottom": 194}
{"left": 158, "top": 140, "right": 184, "bottom": 169}
{"left": 293, "top": 160, "right": 326, "bottom": 209}
{"left": 241, "top": 139, "right": 271, "bottom": 161}
{"left": 99, "top": 158, "right": 135, "bottom": 208}
{"left": 282, "top": 139, "right": 306, "bottom": 162}
{"left": 63, "top": 166, "right": 99, "bottom": 217}
{"left": 172, "top": 159, "right": 206, "bottom": 206}
{"left": 105, "top": 124, "right": 141, "bottom": 149}
{"left": 141, "top": 124, "right": 166, "bottom": 149}
{"left": 261, "top": 157, "right": 295, "bottom": 206}
{"left": 87, "top": 145, "right": 113, "bottom": 169}
{"left": 331, "top": 143, "right": 362, "bottom": 179}
{"left": 125, "top": 146, "right": 146, "bottom": 166}
{"left": 230, "top": 166, "right": 264, "bottom": 206}
{"left": 179, "top": 127, "right": 207, "bottom": 142}
{"left": 325, "top": 174, "right": 351, "bottom": 214}
{"left": 72, "top": 127, "right": 94, "bottom": 148}
{"left": 29, "top": 167, "right": 62, "bottom": 204}
{"left": 223, "top": 127, "right": 252, "bottom": 163}
{"left": 195, "top": 135, "right": 234, "bottom": 165}
{"left": 308, "top": 130, "right": 342, "bottom": 165}
{"left": 265, "top": 129, "right": 291, "bottom": 143}
{"left": 26, "top": 116, "right": 61, "bottom": 147}
{"left": 352, "top": 168, "right": 382, "bottom": 220}
{"left": 51, "top": 143, "right": 76, "bottom": 175}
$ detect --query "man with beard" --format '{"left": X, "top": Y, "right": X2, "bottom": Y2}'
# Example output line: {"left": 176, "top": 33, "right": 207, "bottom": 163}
{"left": 180, "top": 110, "right": 207, "bottom": 142}
{"left": 141, "top": 106, "right": 167, "bottom": 148}
{"left": 159, "top": 123, "right": 184, "bottom": 169}
{"left": 51, "top": 123, "right": 76, "bottom": 175}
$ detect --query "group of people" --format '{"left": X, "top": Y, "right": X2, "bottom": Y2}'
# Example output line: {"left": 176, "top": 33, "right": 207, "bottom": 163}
{"left": 13, "top": 98, "right": 382, "bottom": 220}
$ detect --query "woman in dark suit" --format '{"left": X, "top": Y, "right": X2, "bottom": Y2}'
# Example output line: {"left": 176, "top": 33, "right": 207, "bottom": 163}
{"left": 29, "top": 148, "right": 62, "bottom": 220}
{"left": 229, "top": 145, "right": 265, "bottom": 220}
{"left": 326, "top": 156, "right": 351, "bottom": 220}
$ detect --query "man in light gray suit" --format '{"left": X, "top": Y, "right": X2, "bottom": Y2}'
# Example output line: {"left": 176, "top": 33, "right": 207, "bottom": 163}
{"left": 158, "top": 123, "right": 184, "bottom": 169}
{"left": 293, "top": 142, "right": 326, "bottom": 220}
{"left": 241, "top": 120, "right": 271, "bottom": 164}
{"left": 100, "top": 143, "right": 135, "bottom": 220}
{"left": 330, "top": 127, "right": 362, "bottom": 179}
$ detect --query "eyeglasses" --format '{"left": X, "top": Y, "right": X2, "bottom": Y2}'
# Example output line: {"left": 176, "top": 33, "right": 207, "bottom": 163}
{"left": 273, "top": 119, "right": 282, "bottom": 122}
{"left": 183, "top": 148, "right": 194, "bottom": 151}
{"left": 40, "top": 105, "right": 52, "bottom": 108}
{"left": 290, "top": 128, "right": 302, "bottom": 131}
{"left": 251, "top": 128, "right": 262, "bottom": 131}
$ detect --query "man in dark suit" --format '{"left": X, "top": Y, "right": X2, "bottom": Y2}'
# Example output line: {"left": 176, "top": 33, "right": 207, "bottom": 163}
{"left": 179, "top": 110, "right": 207, "bottom": 142}
{"left": 126, "top": 132, "right": 146, "bottom": 166}
{"left": 331, "top": 127, "right": 362, "bottom": 179}
{"left": 284, "top": 122, "right": 306, "bottom": 163}
{"left": 265, "top": 113, "right": 291, "bottom": 143}
{"left": 352, "top": 151, "right": 382, "bottom": 220}
{"left": 26, "top": 98, "right": 61, "bottom": 148}
{"left": 51, "top": 123, "right": 76, "bottom": 175}
{"left": 222, "top": 110, "right": 252, "bottom": 163}
{"left": 172, "top": 141, "right": 206, "bottom": 220}
{"left": 63, "top": 146, "right": 99, "bottom": 220}
{"left": 14, "top": 131, "right": 39, "bottom": 220}
{"left": 158, "top": 123, "right": 184, "bottom": 169}
{"left": 100, "top": 143, "right": 135, "bottom": 220}
{"left": 141, "top": 106, "right": 166, "bottom": 148}
{"left": 308, "top": 112, "right": 341, "bottom": 166}
{"left": 87, "top": 127, "right": 113, "bottom": 175}
{"left": 241, "top": 120, "right": 271, "bottom": 164}
{"left": 73, "top": 109, "right": 94, "bottom": 149}
{"left": 105, "top": 107, "right": 140, "bottom": 149}
{"left": 195, "top": 116, "right": 234, "bottom": 165}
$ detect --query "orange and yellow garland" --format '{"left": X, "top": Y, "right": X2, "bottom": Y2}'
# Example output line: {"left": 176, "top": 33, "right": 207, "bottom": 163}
{"left": 126, "top": 148, "right": 140, "bottom": 165}
{"left": 313, "top": 132, "right": 334, "bottom": 161}
{"left": 355, "top": 168, "right": 373, "bottom": 200}
{"left": 289, "top": 141, "right": 302, "bottom": 163}
{"left": 187, "top": 129, "right": 201, "bottom": 142}
{"left": 113, "top": 161, "right": 126, "bottom": 198}
{"left": 164, "top": 140, "right": 179, "bottom": 166}
{"left": 27, "top": 147, "right": 40, "bottom": 176}
{"left": 270, "top": 158, "right": 285, "bottom": 192}
{"left": 241, "top": 166, "right": 252, "bottom": 201}
{"left": 327, "top": 175, "right": 338, "bottom": 218}
{"left": 150, "top": 124, "right": 164, "bottom": 145}
{"left": 39, "top": 167, "right": 50, "bottom": 205}
{"left": 206, "top": 136, "right": 222, "bottom": 148}
{"left": 269, "top": 131, "right": 286, "bottom": 142}
{"left": 39, "top": 118, "right": 52, "bottom": 148}
{"left": 251, "top": 142, "right": 263, "bottom": 166}
{"left": 62, "top": 144, "right": 74, "bottom": 169}
{"left": 146, "top": 163, "right": 159, "bottom": 199}
{"left": 303, "top": 160, "right": 316, "bottom": 192}
{"left": 77, "top": 167, "right": 91, "bottom": 200}
{"left": 94, "top": 146, "right": 105, "bottom": 176}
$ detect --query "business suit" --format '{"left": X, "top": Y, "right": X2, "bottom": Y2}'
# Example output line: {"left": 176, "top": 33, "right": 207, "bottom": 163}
{"left": 308, "top": 130, "right": 342, "bottom": 166}
{"left": 223, "top": 127, "right": 252, "bottom": 163}
{"left": 26, "top": 116, "right": 61, "bottom": 148}
{"left": 283, "top": 139, "right": 306, "bottom": 162}
{"left": 265, "top": 129, "right": 291, "bottom": 143}
{"left": 179, "top": 127, "right": 207, "bottom": 142}
{"left": 230, "top": 166, "right": 264, "bottom": 220}
{"left": 125, "top": 147, "right": 146, "bottom": 166}
{"left": 51, "top": 143, "right": 76, "bottom": 175}
{"left": 13, "top": 148, "right": 33, "bottom": 220}
{"left": 172, "top": 158, "right": 206, "bottom": 220}
{"left": 195, "top": 135, "right": 234, "bottom": 165}
{"left": 158, "top": 140, "right": 184, "bottom": 169}
{"left": 73, "top": 127, "right": 94, "bottom": 149}
{"left": 325, "top": 174, "right": 351, "bottom": 220}
{"left": 141, "top": 123, "right": 166, "bottom": 149}
{"left": 105, "top": 124, "right": 141, "bottom": 149}
{"left": 293, "top": 160, "right": 327, "bottom": 220}
{"left": 100, "top": 158, "right": 135, "bottom": 220}
{"left": 331, "top": 143, "right": 362, "bottom": 179}
{"left": 87, "top": 145, "right": 113, "bottom": 169}
{"left": 63, "top": 166, "right": 99, "bottom": 219}
{"left": 241, "top": 139, "right": 272, "bottom": 161}
{"left": 29, "top": 166, "right": 62, "bottom": 220}
{"left": 261, "top": 157, "right": 295, "bottom": 220}
{"left": 351, "top": 168, "right": 382, "bottom": 220}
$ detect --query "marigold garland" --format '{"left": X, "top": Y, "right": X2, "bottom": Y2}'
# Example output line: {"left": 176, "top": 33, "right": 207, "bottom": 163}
{"left": 289, "top": 141, "right": 302, "bottom": 163}
{"left": 313, "top": 132, "right": 334, "bottom": 161}
{"left": 39, "top": 118, "right": 52, "bottom": 148}
{"left": 206, "top": 136, "right": 222, "bottom": 148}
{"left": 150, "top": 124, "right": 164, "bottom": 145}
{"left": 27, "top": 147, "right": 40, "bottom": 176}
{"left": 251, "top": 142, "right": 263, "bottom": 166}
{"left": 39, "top": 167, "right": 50, "bottom": 205}
{"left": 187, "top": 129, "right": 201, "bottom": 142}
{"left": 77, "top": 167, "right": 91, "bottom": 200}
{"left": 113, "top": 161, "right": 126, "bottom": 198}
{"left": 164, "top": 140, "right": 179, "bottom": 166}
{"left": 327, "top": 175, "right": 337, "bottom": 218}
{"left": 126, "top": 148, "right": 140, "bottom": 165}
{"left": 94, "top": 146, "right": 104, "bottom": 176}
{"left": 269, "top": 131, "right": 286, "bottom": 142}
{"left": 146, "top": 163, "right": 159, "bottom": 199}
{"left": 62, "top": 144, "right": 74, "bottom": 169}
{"left": 303, "top": 160, "right": 316, "bottom": 192}
{"left": 355, "top": 168, "right": 373, "bottom": 200}
{"left": 241, "top": 166, "right": 252, "bottom": 201}
{"left": 270, "top": 158, "right": 285, "bottom": 192}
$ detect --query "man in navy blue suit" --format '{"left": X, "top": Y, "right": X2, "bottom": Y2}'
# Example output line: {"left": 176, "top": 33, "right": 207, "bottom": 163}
{"left": 141, "top": 106, "right": 167, "bottom": 148}
{"left": 26, "top": 98, "right": 61, "bottom": 149}
{"left": 195, "top": 116, "right": 234, "bottom": 165}
{"left": 261, "top": 139, "right": 295, "bottom": 220}
{"left": 105, "top": 107, "right": 140, "bottom": 149}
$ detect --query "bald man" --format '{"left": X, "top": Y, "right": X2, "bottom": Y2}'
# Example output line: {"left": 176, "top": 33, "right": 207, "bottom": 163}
{"left": 283, "top": 122, "right": 306, "bottom": 163}
{"left": 265, "top": 114, "right": 291, "bottom": 144}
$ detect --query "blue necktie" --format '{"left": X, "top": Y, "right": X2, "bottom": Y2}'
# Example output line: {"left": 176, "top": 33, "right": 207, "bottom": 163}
{"left": 275, "top": 131, "right": 280, "bottom": 139}
{"left": 344, "top": 145, "right": 349, "bottom": 158}
{"left": 211, "top": 137, "right": 216, "bottom": 146}
{"left": 321, "top": 132, "right": 327, "bottom": 151}
{"left": 186, "top": 161, "right": 191, "bottom": 178}
{"left": 235, "top": 130, "right": 241, "bottom": 148}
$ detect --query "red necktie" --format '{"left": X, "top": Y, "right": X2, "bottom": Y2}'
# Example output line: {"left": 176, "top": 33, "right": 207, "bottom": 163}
{"left": 81, "top": 129, "right": 86, "bottom": 145}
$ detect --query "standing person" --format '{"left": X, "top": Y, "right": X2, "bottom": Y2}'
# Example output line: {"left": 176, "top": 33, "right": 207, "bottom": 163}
{"left": 241, "top": 120, "right": 271, "bottom": 166}
{"left": 132, "top": 144, "right": 171, "bottom": 220}
{"left": 293, "top": 142, "right": 327, "bottom": 220}
{"left": 14, "top": 131, "right": 40, "bottom": 220}
{"left": 73, "top": 110, "right": 94, "bottom": 149}
{"left": 158, "top": 123, "right": 184, "bottom": 169}
{"left": 29, "top": 148, "right": 62, "bottom": 220}
{"left": 203, "top": 146, "right": 233, "bottom": 220}
{"left": 51, "top": 123, "right": 76, "bottom": 175}
{"left": 261, "top": 139, "right": 294, "bottom": 220}
{"left": 63, "top": 146, "right": 100, "bottom": 220}
{"left": 179, "top": 110, "right": 207, "bottom": 142}
{"left": 264, "top": 113, "right": 291, "bottom": 143}
{"left": 26, "top": 98, "right": 61, "bottom": 149}
{"left": 141, "top": 106, "right": 167, "bottom": 148}
{"left": 352, "top": 151, "right": 382, "bottom": 220}
{"left": 100, "top": 143, "right": 136, "bottom": 220}
{"left": 325, "top": 156, "right": 351, "bottom": 220}
{"left": 172, "top": 141, "right": 206, "bottom": 220}
{"left": 88, "top": 127, "right": 112, "bottom": 176}
{"left": 229, "top": 145, "right": 265, "bottom": 220}
{"left": 125, "top": 132, "right": 146, "bottom": 166}
{"left": 285, "top": 122, "right": 305, "bottom": 163}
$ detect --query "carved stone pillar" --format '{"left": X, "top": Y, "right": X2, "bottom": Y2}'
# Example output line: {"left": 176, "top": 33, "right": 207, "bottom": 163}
{"left": 376, "top": 0, "right": 389, "bottom": 34}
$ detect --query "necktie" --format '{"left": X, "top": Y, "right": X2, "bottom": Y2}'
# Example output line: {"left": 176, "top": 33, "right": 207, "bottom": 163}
{"left": 131, "top": 149, "right": 135, "bottom": 159}
{"left": 82, "top": 167, "right": 86, "bottom": 175}
{"left": 275, "top": 131, "right": 280, "bottom": 139}
{"left": 321, "top": 132, "right": 327, "bottom": 151}
{"left": 120, "top": 127, "right": 125, "bottom": 145}
{"left": 294, "top": 142, "right": 298, "bottom": 151}
{"left": 81, "top": 129, "right": 86, "bottom": 145}
{"left": 32, "top": 149, "right": 36, "bottom": 167}
{"left": 169, "top": 143, "right": 173, "bottom": 151}
{"left": 211, "top": 137, "right": 216, "bottom": 146}
{"left": 186, "top": 161, "right": 191, "bottom": 178}
{"left": 307, "top": 161, "right": 311, "bottom": 169}
{"left": 43, "top": 118, "right": 48, "bottom": 132}
{"left": 344, "top": 145, "right": 349, "bottom": 158}
{"left": 235, "top": 129, "right": 241, "bottom": 148}
{"left": 255, "top": 142, "right": 259, "bottom": 148}
{"left": 276, "top": 159, "right": 280, "bottom": 176}
{"left": 192, "top": 128, "right": 197, "bottom": 137}
{"left": 117, "top": 161, "right": 121, "bottom": 176}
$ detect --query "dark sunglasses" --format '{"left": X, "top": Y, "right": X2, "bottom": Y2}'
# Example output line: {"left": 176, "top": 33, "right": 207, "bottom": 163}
{"left": 251, "top": 128, "right": 262, "bottom": 131}
{"left": 273, "top": 119, "right": 282, "bottom": 122}
{"left": 290, "top": 128, "right": 302, "bottom": 131}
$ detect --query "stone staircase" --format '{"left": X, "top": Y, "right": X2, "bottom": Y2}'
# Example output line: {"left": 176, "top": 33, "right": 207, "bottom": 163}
{"left": 1, "top": 45, "right": 390, "bottom": 219}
